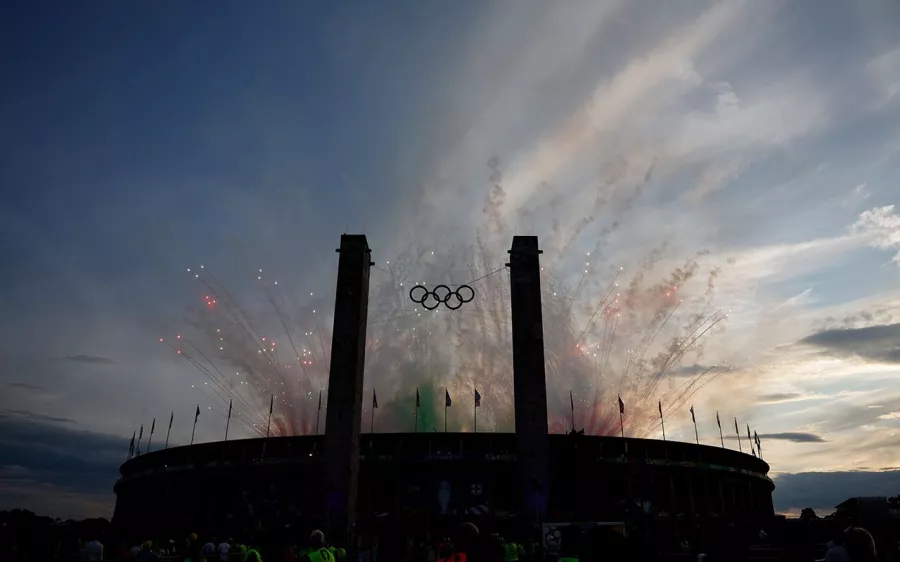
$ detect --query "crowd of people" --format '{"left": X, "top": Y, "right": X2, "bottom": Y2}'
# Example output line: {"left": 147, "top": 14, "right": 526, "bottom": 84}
{"left": 74, "top": 529, "right": 351, "bottom": 562}
{"left": 2, "top": 505, "right": 899, "bottom": 562}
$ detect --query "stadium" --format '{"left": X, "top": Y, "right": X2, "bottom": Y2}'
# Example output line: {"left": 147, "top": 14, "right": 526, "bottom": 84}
{"left": 113, "top": 432, "right": 773, "bottom": 539}
{"left": 113, "top": 234, "right": 775, "bottom": 546}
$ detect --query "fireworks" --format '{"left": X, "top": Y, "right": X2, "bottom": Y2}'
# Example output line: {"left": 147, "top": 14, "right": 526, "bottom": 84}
{"left": 163, "top": 164, "right": 736, "bottom": 440}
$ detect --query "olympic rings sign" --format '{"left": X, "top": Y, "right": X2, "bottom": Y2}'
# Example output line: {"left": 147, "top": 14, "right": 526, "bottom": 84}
{"left": 409, "top": 284, "right": 475, "bottom": 310}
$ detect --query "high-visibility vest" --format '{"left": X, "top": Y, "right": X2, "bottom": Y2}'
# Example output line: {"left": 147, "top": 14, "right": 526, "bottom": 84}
{"left": 437, "top": 553, "right": 467, "bottom": 562}
{"left": 328, "top": 546, "right": 346, "bottom": 560}
{"left": 504, "top": 543, "right": 520, "bottom": 562}
{"left": 308, "top": 547, "right": 336, "bottom": 562}
{"left": 244, "top": 548, "right": 263, "bottom": 562}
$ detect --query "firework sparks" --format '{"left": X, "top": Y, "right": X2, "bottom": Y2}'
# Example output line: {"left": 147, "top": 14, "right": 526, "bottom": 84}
{"left": 164, "top": 164, "right": 735, "bottom": 439}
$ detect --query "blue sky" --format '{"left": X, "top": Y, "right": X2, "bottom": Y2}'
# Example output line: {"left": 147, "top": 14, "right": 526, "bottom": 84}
{"left": 2, "top": 0, "right": 900, "bottom": 519}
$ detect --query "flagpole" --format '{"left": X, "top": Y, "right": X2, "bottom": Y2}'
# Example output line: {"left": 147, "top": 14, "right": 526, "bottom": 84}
{"left": 224, "top": 399, "right": 232, "bottom": 442}
{"left": 570, "top": 391, "right": 576, "bottom": 433}
{"left": 473, "top": 388, "right": 478, "bottom": 434}
{"left": 717, "top": 411, "right": 724, "bottom": 448}
{"left": 693, "top": 417, "right": 699, "bottom": 446}
{"left": 136, "top": 425, "right": 143, "bottom": 456}
{"left": 266, "top": 395, "right": 273, "bottom": 439}
{"left": 147, "top": 418, "right": 155, "bottom": 453}
{"left": 735, "top": 418, "right": 742, "bottom": 453}
{"left": 444, "top": 388, "right": 448, "bottom": 433}
{"left": 415, "top": 388, "right": 419, "bottom": 433}
{"left": 371, "top": 389, "right": 376, "bottom": 434}
{"left": 659, "top": 400, "right": 666, "bottom": 442}
{"left": 316, "top": 390, "right": 322, "bottom": 435}
{"left": 747, "top": 424, "right": 755, "bottom": 457}
{"left": 165, "top": 411, "right": 173, "bottom": 450}
{"left": 191, "top": 406, "right": 199, "bottom": 446}
{"left": 618, "top": 395, "right": 625, "bottom": 439}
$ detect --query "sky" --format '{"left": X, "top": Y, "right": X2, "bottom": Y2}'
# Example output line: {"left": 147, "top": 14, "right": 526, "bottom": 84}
{"left": 2, "top": 0, "right": 900, "bottom": 520}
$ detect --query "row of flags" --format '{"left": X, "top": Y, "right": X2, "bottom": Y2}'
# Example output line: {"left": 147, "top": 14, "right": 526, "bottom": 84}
{"left": 612, "top": 394, "right": 763, "bottom": 459}
{"left": 128, "top": 388, "right": 762, "bottom": 460}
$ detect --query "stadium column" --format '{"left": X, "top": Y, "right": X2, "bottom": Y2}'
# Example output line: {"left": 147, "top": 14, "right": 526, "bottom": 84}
{"left": 507, "top": 236, "right": 551, "bottom": 523}
{"left": 323, "top": 234, "right": 373, "bottom": 545}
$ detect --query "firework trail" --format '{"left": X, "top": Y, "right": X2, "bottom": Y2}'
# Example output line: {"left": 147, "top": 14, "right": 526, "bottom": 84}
{"left": 161, "top": 160, "right": 733, "bottom": 440}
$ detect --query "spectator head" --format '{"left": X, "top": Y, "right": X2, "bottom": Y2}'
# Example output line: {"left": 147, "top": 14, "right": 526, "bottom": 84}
{"left": 142, "top": 541, "right": 152, "bottom": 551}
{"left": 454, "top": 522, "right": 479, "bottom": 552}
{"left": 844, "top": 527, "right": 877, "bottom": 562}
{"left": 310, "top": 530, "right": 326, "bottom": 548}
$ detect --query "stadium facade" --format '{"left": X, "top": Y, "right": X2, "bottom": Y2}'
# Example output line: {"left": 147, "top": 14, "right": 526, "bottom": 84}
{"left": 113, "top": 432, "right": 773, "bottom": 538}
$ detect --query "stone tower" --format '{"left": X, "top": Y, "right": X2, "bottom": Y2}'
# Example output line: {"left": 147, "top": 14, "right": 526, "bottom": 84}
{"left": 322, "top": 234, "right": 372, "bottom": 543}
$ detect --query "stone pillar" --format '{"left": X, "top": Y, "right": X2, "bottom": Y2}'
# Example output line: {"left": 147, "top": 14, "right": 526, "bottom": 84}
{"left": 323, "top": 234, "right": 372, "bottom": 544}
{"left": 507, "top": 236, "right": 551, "bottom": 522}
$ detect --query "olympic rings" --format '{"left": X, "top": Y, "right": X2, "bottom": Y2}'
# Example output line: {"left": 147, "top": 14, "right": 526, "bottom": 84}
{"left": 409, "top": 284, "right": 475, "bottom": 310}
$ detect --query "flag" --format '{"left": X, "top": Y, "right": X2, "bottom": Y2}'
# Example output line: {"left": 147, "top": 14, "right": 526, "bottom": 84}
{"left": 570, "top": 391, "right": 575, "bottom": 412}
{"left": 195, "top": 405, "right": 200, "bottom": 421}
{"left": 128, "top": 431, "right": 135, "bottom": 457}
{"left": 716, "top": 411, "right": 721, "bottom": 428}
{"left": 373, "top": 390, "right": 378, "bottom": 409}
{"left": 416, "top": 388, "right": 420, "bottom": 408}
{"left": 746, "top": 423, "right": 752, "bottom": 443}
{"left": 228, "top": 398, "right": 233, "bottom": 419}
{"left": 474, "top": 388, "right": 481, "bottom": 407}
{"left": 317, "top": 391, "right": 322, "bottom": 411}
{"left": 658, "top": 399, "right": 663, "bottom": 418}
{"left": 269, "top": 395, "right": 274, "bottom": 416}
{"left": 618, "top": 395, "right": 625, "bottom": 415}
{"left": 168, "top": 411, "right": 174, "bottom": 430}
{"left": 690, "top": 405, "right": 696, "bottom": 423}
{"left": 734, "top": 417, "right": 739, "bottom": 434}
{"left": 150, "top": 418, "right": 155, "bottom": 435}
{"left": 139, "top": 424, "right": 143, "bottom": 441}
{"left": 754, "top": 430, "right": 760, "bottom": 447}
{"left": 445, "top": 390, "right": 452, "bottom": 407}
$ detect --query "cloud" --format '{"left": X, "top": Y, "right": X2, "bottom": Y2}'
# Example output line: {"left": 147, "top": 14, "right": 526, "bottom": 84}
{"left": 842, "top": 183, "right": 870, "bottom": 209}
{"left": 0, "top": 415, "right": 122, "bottom": 519}
{"left": 7, "top": 382, "right": 45, "bottom": 393}
{"left": 774, "top": 470, "right": 900, "bottom": 515}
{"left": 799, "top": 322, "right": 900, "bottom": 364}
{"left": 685, "top": 160, "right": 744, "bottom": 201}
{"left": 727, "top": 432, "right": 824, "bottom": 444}
{"left": 756, "top": 393, "right": 809, "bottom": 404}
{"left": 760, "top": 432, "right": 825, "bottom": 443}
{"left": 867, "top": 45, "right": 900, "bottom": 105}
{"left": 877, "top": 411, "right": 900, "bottom": 420}
{"left": 497, "top": 0, "right": 752, "bottom": 216}
{"left": 0, "top": 409, "right": 75, "bottom": 425}
{"left": 853, "top": 205, "right": 900, "bottom": 266}
{"left": 63, "top": 354, "right": 114, "bottom": 365}
{"left": 672, "top": 364, "right": 719, "bottom": 377}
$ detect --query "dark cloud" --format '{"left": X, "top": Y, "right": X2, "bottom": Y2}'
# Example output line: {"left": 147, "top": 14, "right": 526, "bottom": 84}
{"left": 774, "top": 470, "right": 900, "bottom": 515}
{"left": 63, "top": 354, "right": 114, "bottom": 365}
{"left": 814, "top": 310, "right": 898, "bottom": 332}
{"left": 671, "top": 364, "right": 719, "bottom": 377}
{"left": 7, "top": 381, "right": 45, "bottom": 393}
{"left": 0, "top": 416, "right": 122, "bottom": 518}
{"left": 800, "top": 323, "right": 900, "bottom": 363}
{"left": 0, "top": 409, "right": 75, "bottom": 424}
{"left": 727, "top": 432, "right": 825, "bottom": 443}
{"left": 757, "top": 392, "right": 805, "bottom": 403}
{"left": 761, "top": 432, "right": 826, "bottom": 443}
